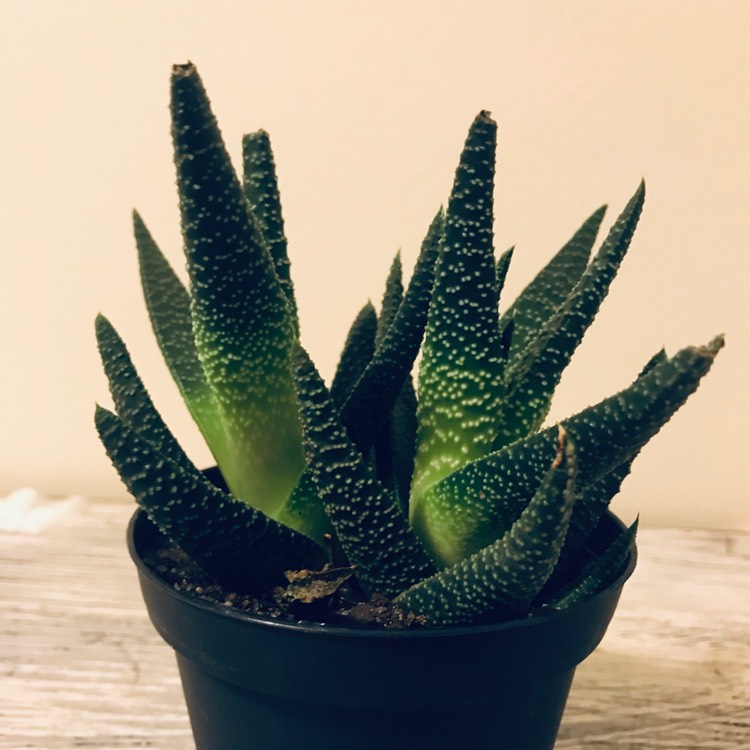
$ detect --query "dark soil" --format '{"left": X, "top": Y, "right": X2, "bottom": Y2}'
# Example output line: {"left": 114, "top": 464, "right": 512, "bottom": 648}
{"left": 145, "top": 542, "right": 427, "bottom": 630}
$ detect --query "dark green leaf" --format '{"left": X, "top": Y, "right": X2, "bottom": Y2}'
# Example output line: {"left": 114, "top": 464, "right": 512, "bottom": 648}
{"left": 413, "top": 336, "right": 723, "bottom": 565}
{"left": 542, "top": 347, "right": 667, "bottom": 591}
{"left": 330, "top": 302, "right": 377, "bottom": 410}
{"left": 411, "top": 113, "right": 504, "bottom": 506}
{"left": 294, "top": 347, "right": 436, "bottom": 598}
{"left": 494, "top": 189, "right": 643, "bottom": 449}
{"left": 373, "top": 377, "right": 418, "bottom": 515}
{"left": 495, "top": 246, "right": 514, "bottom": 306}
{"left": 171, "top": 62, "right": 305, "bottom": 516}
{"left": 542, "top": 459, "right": 633, "bottom": 596}
{"left": 340, "top": 208, "right": 443, "bottom": 452}
{"left": 371, "top": 252, "right": 411, "bottom": 507}
{"left": 498, "top": 205, "right": 605, "bottom": 368}
{"left": 545, "top": 519, "right": 638, "bottom": 609}
{"left": 133, "top": 212, "right": 228, "bottom": 464}
{"left": 499, "top": 317, "right": 515, "bottom": 363}
{"left": 375, "top": 251, "right": 404, "bottom": 349}
{"left": 94, "top": 405, "right": 326, "bottom": 593}
{"left": 242, "top": 129, "right": 298, "bottom": 327}
{"left": 95, "top": 314, "right": 192, "bottom": 470}
{"left": 396, "top": 428, "right": 576, "bottom": 624}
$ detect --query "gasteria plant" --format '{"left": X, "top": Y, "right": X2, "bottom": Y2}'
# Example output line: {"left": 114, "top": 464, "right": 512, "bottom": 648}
{"left": 96, "top": 62, "right": 722, "bottom": 627}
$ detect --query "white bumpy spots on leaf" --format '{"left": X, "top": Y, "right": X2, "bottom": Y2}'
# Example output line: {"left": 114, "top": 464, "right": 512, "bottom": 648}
{"left": 242, "top": 130, "right": 298, "bottom": 328}
{"left": 170, "top": 63, "right": 305, "bottom": 517}
{"left": 94, "top": 406, "right": 325, "bottom": 594}
{"left": 494, "top": 185, "right": 645, "bottom": 449}
{"left": 396, "top": 428, "right": 576, "bottom": 625}
{"left": 294, "top": 348, "right": 436, "bottom": 598}
{"left": 339, "top": 210, "right": 443, "bottom": 453}
{"left": 94, "top": 67, "right": 727, "bottom": 625}
{"left": 134, "top": 212, "right": 229, "bottom": 468}
{"left": 414, "top": 337, "right": 723, "bottom": 566}
{"left": 498, "top": 205, "right": 605, "bottom": 368}
{"left": 411, "top": 113, "right": 505, "bottom": 531}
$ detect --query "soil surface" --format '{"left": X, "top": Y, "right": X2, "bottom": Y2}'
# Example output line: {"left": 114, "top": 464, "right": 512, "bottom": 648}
{"left": 145, "top": 543, "right": 427, "bottom": 629}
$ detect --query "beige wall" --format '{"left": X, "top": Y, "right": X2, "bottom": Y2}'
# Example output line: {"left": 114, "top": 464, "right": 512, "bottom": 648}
{"left": 1, "top": 1, "right": 747, "bottom": 529}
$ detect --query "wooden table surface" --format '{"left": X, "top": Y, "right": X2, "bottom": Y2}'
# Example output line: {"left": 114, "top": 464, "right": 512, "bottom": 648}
{"left": 1, "top": 497, "right": 749, "bottom": 749}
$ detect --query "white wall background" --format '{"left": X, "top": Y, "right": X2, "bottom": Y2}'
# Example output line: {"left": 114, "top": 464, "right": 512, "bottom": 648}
{"left": 1, "top": 0, "right": 747, "bottom": 529}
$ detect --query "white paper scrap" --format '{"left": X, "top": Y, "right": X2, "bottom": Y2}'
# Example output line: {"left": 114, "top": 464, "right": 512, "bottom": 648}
{"left": 0, "top": 488, "right": 85, "bottom": 533}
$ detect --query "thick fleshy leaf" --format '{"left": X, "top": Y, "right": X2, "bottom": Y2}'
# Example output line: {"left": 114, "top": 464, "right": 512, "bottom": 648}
{"left": 411, "top": 113, "right": 504, "bottom": 506}
{"left": 95, "top": 405, "right": 326, "bottom": 593}
{"left": 95, "top": 314, "right": 192, "bottom": 470}
{"left": 294, "top": 347, "right": 436, "bottom": 598}
{"left": 413, "top": 336, "right": 723, "bottom": 566}
{"left": 542, "top": 348, "right": 666, "bottom": 591}
{"left": 494, "top": 246, "right": 514, "bottom": 307}
{"left": 339, "top": 208, "right": 443, "bottom": 452}
{"left": 545, "top": 519, "right": 638, "bottom": 609}
{"left": 499, "top": 318, "right": 515, "bottom": 363}
{"left": 372, "top": 252, "right": 412, "bottom": 506}
{"left": 96, "top": 316, "right": 328, "bottom": 552}
{"left": 637, "top": 347, "right": 669, "bottom": 376}
{"left": 133, "top": 212, "right": 228, "bottom": 464}
{"left": 330, "top": 302, "right": 377, "bottom": 410}
{"left": 375, "top": 377, "right": 418, "bottom": 513}
{"left": 375, "top": 251, "right": 404, "bottom": 348}
{"left": 242, "top": 129, "right": 298, "bottom": 327}
{"left": 498, "top": 205, "right": 605, "bottom": 367}
{"left": 396, "top": 429, "right": 576, "bottom": 624}
{"left": 171, "top": 62, "right": 305, "bottom": 516}
{"left": 542, "top": 459, "right": 633, "bottom": 597}
{"left": 494, "top": 188, "right": 644, "bottom": 449}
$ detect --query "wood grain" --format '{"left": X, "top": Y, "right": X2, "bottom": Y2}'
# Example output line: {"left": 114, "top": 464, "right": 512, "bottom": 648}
{"left": 1, "top": 498, "right": 749, "bottom": 748}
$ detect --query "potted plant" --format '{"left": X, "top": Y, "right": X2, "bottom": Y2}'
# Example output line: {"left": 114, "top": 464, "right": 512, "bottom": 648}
{"left": 95, "top": 62, "right": 722, "bottom": 750}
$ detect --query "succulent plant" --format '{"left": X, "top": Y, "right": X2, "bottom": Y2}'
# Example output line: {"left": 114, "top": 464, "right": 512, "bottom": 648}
{"left": 95, "top": 62, "right": 723, "bottom": 626}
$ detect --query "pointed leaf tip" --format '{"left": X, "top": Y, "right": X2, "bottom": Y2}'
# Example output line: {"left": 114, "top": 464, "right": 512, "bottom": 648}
{"left": 243, "top": 128, "right": 270, "bottom": 143}
{"left": 172, "top": 61, "right": 195, "bottom": 77}
{"left": 633, "top": 179, "right": 646, "bottom": 204}
{"left": 707, "top": 334, "right": 726, "bottom": 354}
{"left": 132, "top": 209, "right": 149, "bottom": 237}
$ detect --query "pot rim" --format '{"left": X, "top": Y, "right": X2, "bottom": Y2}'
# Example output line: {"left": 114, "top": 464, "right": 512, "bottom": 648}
{"left": 127, "top": 507, "right": 637, "bottom": 640}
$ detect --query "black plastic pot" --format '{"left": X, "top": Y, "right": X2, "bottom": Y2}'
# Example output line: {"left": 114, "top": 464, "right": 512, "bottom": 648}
{"left": 128, "top": 509, "right": 636, "bottom": 750}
